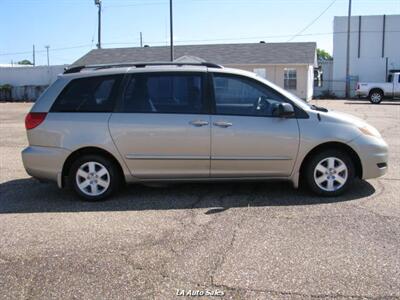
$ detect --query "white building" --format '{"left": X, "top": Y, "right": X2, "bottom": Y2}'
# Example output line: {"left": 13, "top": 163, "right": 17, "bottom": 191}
{"left": 0, "top": 64, "right": 32, "bottom": 68}
{"left": 0, "top": 65, "right": 66, "bottom": 86}
{"left": 332, "top": 14, "right": 400, "bottom": 97}
{"left": 0, "top": 65, "right": 66, "bottom": 100}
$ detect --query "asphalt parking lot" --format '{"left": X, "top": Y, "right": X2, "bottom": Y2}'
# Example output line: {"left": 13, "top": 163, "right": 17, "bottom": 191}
{"left": 0, "top": 99, "right": 399, "bottom": 299}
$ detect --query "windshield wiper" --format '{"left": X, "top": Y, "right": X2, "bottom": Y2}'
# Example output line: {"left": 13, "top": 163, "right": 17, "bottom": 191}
{"left": 310, "top": 104, "right": 328, "bottom": 112}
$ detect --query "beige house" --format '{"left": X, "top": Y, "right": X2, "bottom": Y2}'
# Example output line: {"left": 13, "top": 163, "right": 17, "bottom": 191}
{"left": 227, "top": 63, "right": 315, "bottom": 100}
{"left": 73, "top": 42, "right": 317, "bottom": 100}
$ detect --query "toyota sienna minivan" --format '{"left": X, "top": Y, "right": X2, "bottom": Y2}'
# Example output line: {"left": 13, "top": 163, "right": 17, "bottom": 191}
{"left": 22, "top": 62, "right": 388, "bottom": 201}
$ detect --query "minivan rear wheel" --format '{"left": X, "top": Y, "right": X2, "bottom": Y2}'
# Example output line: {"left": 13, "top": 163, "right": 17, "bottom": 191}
{"left": 69, "top": 155, "right": 120, "bottom": 201}
{"left": 305, "top": 150, "right": 355, "bottom": 196}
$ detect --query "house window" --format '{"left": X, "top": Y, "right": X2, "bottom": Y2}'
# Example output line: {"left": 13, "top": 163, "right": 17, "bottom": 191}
{"left": 284, "top": 68, "right": 297, "bottom": 90}
{"left": 253, "top": 68, "right": 266, "bottom": 79}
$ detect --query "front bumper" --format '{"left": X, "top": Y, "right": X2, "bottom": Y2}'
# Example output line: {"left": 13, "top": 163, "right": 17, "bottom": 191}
{"left": 21, "top": 146, "right": 71, "bottom": 184}
{"left": 349, "top": 135, "right": 388, "bottom": 179}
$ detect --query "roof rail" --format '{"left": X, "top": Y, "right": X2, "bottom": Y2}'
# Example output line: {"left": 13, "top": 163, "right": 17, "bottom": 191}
{"left": 63, "top": 61, "right": 223, "bottom": 74}
{"left": 63, "top": 65, "right": 85, "bottom": 74}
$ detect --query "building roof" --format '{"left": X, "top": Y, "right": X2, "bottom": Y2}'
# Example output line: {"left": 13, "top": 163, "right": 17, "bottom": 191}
{"left": 72, "top": 42, "right": 317, "bottom": 67}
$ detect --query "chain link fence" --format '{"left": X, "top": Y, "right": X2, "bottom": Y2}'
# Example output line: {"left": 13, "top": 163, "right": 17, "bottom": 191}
{"left": 314, "top": 78, "right": 359, "bottom": 99}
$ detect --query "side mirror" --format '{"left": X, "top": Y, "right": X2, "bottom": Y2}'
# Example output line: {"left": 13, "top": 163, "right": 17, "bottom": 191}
{"left": 278, "top": 103, "right": 295, "bottom": 118}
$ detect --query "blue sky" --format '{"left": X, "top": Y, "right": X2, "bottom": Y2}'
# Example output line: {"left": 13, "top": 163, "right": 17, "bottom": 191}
{"left": 1, "top": 0, "right": 399, "bottom": 65}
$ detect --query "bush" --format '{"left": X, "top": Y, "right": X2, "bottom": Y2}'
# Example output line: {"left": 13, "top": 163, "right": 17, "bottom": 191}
{"left": 0, "top": 84, "right": 12, "bottom": 92}
{"left": 0, "top": 84, "right": 13, "bottom": 101}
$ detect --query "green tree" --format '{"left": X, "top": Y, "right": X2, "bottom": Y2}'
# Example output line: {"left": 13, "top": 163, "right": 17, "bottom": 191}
{"left": 17, "top": 59, "right": 33, "bottom": 65}
{"left": 317, "top": 48, "right": 333, "bottom": 61}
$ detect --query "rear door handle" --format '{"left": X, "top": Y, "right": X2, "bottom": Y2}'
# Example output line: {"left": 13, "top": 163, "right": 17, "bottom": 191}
{"left": 190, "top": 120, "right": 209, "bottom": 127}
{"left": 213, "top": 121, "right": 233, "bottom": 128}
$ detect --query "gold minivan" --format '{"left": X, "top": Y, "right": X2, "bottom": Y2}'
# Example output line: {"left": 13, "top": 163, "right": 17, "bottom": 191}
{"left": 22, "top": 62, "right": 388, "bottom": 201}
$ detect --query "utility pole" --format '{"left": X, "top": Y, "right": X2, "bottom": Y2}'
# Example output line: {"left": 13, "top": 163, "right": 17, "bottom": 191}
{"left": 95, "top": 0, "right": 102, "bottom": 49}
{"left": 45, "top": 45, "right": 50, "bottom": 85}
{"left": 345, "top": 0, "right": 352, "bottom": 98}
{"left": 169, "top": 0, "right": 174, "bottom": 61}
{"left": 32, "top": 45, "right": 36, "bottom": 66}
{"left": 45, "top": 45, "right": 50, "bottom": 66}
{"left": 140, "top": 32, "right": 143, "bottom": 47}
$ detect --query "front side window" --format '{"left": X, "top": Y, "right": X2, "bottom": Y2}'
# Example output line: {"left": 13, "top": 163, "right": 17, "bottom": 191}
{"left": 122, "top": 73, "right": 204, "bottom": 114}
{"left": 212, "top": 74, "right": 288, "bottom": 117}
{"left": 284, "top": 68, "right": 297, "bottom": 90}
{"left": 51, "top": 75, "right": 121, "bottom": 112}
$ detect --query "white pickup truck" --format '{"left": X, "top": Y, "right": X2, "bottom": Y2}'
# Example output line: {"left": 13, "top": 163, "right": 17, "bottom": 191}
{"left": 356, "top": 72, "right": 400, "bottom": 104}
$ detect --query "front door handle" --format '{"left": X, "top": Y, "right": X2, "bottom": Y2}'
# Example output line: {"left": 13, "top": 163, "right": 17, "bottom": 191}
{"left": 213, "top": 121, "right": 233, "bottom": 128}
{"left": 190, "top": 120, "right": 209, "bottom": 127}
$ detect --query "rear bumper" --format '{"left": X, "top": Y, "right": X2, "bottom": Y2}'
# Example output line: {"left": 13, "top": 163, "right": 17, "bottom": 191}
{"left": 21, "top": 146, "right": 71, "bottom": 185}
{"left": 349, "top": 135, "right": 388, "bottom": 179}
{"left": 355, "top": 90, "right": 368, "bottom": 97}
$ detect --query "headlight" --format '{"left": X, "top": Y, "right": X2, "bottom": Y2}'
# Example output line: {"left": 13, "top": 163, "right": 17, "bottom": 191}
{"left": 359, "top": 125, "right": 381, "bottom": 138}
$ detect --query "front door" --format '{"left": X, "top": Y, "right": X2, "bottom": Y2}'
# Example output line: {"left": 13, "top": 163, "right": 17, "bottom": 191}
{"left": 109, "top": 72, "right": 211, "bottom": 178}
{"left": 210, "top": 73, "right": 300, "bottom": 177}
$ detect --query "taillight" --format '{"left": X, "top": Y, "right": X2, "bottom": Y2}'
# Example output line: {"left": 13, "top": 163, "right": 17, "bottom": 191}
{"left": 25, "top": 112, "right": 47, "bottom": 130}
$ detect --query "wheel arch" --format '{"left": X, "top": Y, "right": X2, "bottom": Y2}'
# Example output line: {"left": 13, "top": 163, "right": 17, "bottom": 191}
{"left": 61, "top": 146, "right": 125, "bottom": 188}
{"left": 299, "top": 142, "right": 363, "bottom": 180}
{"left": 369, "top": 87, "right": 384, "bottom": 96}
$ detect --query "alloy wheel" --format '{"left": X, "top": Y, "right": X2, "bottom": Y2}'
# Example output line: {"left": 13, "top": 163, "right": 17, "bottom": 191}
{"left": 75, "top": 161, "right": 110, "bottom": 196}
{"left": 313, "top": 157, "right": 348, "bottom": 192}
{"left": 370, "top": 92, "right": 382, "bottom": 103}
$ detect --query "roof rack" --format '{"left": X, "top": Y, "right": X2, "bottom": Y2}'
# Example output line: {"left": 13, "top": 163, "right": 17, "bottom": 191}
{"left": 63, "top": 61, "right": 223, "bottom": 74}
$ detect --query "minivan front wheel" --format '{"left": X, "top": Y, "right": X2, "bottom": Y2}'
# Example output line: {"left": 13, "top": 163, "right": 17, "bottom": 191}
{"left": 305, "top": 150, "right": 355, "bottom": 196}
{"left": 69, "top": 155, "right": 119, "bottom": 201}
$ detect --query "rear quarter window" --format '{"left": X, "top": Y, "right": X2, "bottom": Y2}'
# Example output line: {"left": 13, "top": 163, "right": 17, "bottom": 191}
{"left": 50, "top": 75, "right": 122, "bottom": 112}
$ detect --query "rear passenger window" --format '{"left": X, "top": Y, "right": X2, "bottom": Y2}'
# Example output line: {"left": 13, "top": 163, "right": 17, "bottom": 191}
{"left": 122, "top": 73, "right": 204, "bottom": 114}
{"left": 51, "top": 75, "right": 121, "bottom": 112}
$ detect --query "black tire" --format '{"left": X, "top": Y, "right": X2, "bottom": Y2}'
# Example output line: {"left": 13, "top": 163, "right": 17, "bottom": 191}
{"left": 369, "top": 90, "right": 383, "bottom": 104}
{"left": 304, "top": 149, "right": 355, "bottom": 197}
{"left": 69, "top": 154, "right": 120, "bottom": 201}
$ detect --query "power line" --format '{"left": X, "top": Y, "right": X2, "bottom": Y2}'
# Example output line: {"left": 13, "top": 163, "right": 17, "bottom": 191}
{"left": 102, "top": 32, "right": 333, "bottom": 46}
{"left": 102, "top": 30, "right": 400, "bottom": 46}
{"left": 2, "top": 29, "right": 399, "bottom": 57}
{"left": 0, "top": 44, "right": 92, "bottom": 56}
{"left": 287, "top": 0, "right": 338, "bottom": 42}
{"left": 104, "top": 2, "right": 167, "bottom": 8}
